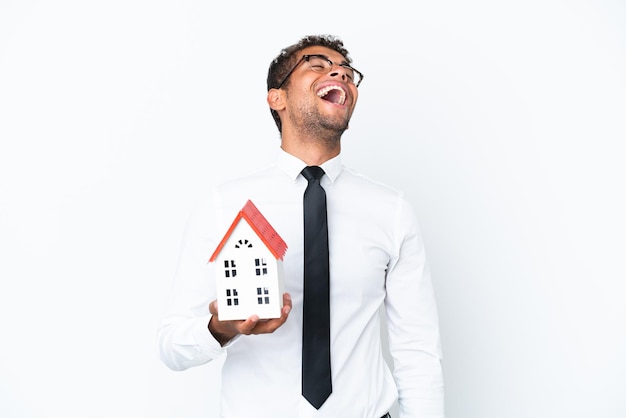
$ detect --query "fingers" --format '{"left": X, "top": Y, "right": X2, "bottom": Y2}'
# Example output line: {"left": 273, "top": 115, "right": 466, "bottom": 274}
{"left": 282, "top": 292, "right": 293, "bottom": 312}
{"left": 209, "top": 300, "right": 218, "bottom": 316}
{"left": 238, "top": 315, "right": 261, "bottom": 335}
{"left": 245, "top": 293, "right": 292, "bottom": 335}
{"left": 208, "top": 293, "right": 292, "bottom": 338}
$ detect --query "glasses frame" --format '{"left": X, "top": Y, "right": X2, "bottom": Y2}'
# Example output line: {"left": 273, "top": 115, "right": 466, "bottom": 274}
{"left": 276, "top": 54, "right": 364, "bottom": 89}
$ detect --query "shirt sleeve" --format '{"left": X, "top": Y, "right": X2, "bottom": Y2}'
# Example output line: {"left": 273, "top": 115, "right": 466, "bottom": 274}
{"left": 384, "top": 195, "right": 445, "bottom": 418}
{"left": 157, "top": 193, "right": 227, "bottom": 371}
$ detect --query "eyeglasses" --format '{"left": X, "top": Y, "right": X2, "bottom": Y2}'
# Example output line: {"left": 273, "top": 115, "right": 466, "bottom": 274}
{"left": 276, "top": 54, "right": 364, "bottom": 89}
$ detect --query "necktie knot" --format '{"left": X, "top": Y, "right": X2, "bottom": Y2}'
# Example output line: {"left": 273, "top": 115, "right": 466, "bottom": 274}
{"left": 302, "top": 166, "right": 325, "bottom": 182}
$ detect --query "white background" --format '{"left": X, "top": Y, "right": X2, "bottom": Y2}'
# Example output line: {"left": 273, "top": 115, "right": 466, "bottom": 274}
{"left": 1, "top": 1, "right": 625, "bottom": 417}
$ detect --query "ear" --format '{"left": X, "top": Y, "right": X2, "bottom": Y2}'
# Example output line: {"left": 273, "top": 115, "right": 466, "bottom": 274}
{"left": 267, "top": 88, "right": 285, "bottom": 111}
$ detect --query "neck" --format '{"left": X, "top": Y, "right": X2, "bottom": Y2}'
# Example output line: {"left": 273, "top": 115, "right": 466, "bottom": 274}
{"left": 280, "top": 141, "right": 340, "bottom": 166}
{"left": 280, "top": 128, "right": 341, "bottom": 166}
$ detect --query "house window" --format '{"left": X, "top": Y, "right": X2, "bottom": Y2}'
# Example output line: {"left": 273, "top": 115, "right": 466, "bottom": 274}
{"left": 235, "top": 239, "right": 253, "bottom": 248}
{"left": 226, "top": 289, "right": 239, "bottom": 306}
{"left": 224, "top": 260, "right": 237, "bottom": 278}
{"left": 257, "top": 287, "right": 270, "bottom": 305}
{"left": 254, "top": 258, "right": 268, "bottom": 276}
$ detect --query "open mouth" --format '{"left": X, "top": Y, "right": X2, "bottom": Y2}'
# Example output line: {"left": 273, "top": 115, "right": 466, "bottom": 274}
{"left": 317, "top": 85, "right": 346, "bottom": 106}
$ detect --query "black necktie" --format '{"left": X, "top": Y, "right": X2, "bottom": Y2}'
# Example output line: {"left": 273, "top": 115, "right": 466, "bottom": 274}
{"left": 301, "top": 166, "right": 332, "bottom": 409}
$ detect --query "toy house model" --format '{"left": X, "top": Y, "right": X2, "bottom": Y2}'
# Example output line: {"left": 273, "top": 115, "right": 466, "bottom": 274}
{"left": 209, "top": 200, "right": 288, "bottom": 321}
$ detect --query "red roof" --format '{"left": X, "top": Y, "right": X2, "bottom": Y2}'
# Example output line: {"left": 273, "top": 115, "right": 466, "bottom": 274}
{"left": 209, "top": 200, "right": 288, "bottom": 262}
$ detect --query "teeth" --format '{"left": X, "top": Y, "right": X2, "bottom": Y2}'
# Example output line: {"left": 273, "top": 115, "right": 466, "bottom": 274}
{"left": 317, "top": 85, "right": 346, "bottom": 105}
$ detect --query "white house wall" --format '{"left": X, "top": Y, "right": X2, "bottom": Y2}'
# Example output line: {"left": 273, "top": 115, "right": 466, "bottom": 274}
{"left": 215, "top": 221, "right": 285, "bottom": 321}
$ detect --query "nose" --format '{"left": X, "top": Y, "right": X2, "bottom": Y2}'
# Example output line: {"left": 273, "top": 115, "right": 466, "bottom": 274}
{"left": 329, "top": 68, "right": 349, "bottom": 82}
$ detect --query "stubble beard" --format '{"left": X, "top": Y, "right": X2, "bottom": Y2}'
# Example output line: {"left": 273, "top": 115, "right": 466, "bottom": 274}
{"left": 290, "top": 104, "right": 349, "bottom": 148}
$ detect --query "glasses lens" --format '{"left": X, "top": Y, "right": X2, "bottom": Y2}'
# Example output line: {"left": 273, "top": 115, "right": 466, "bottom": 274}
{"left": 342, "top": 66, "right": 357, "bottom": 85}
{"left": 307, "top": 56, "right": 331, "bottom": 73}
{"left": 349, "top": 69, "right": 361, "bottom": 86}
{"left": 306, "top": 56, "right": 361, "bottom": 86}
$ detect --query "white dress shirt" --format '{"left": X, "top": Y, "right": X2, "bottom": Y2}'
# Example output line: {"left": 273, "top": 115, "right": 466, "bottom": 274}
{"left": 158, "top": 148, "right": 444, "bottom": 418}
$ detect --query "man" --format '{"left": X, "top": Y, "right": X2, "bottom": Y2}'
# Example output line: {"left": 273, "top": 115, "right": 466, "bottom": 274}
{"left": 158, "top": 34, "right": 444, "bottom": 418}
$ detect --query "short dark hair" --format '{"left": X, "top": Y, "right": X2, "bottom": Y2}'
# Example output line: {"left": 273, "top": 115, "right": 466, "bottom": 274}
{"left": 267, "top": 34, "right": 352, "bottom": 133}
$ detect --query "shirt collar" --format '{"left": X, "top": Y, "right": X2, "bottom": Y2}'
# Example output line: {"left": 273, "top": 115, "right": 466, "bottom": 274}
{"left": 277, "top": 147, "right": 343, "bottom": 185}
